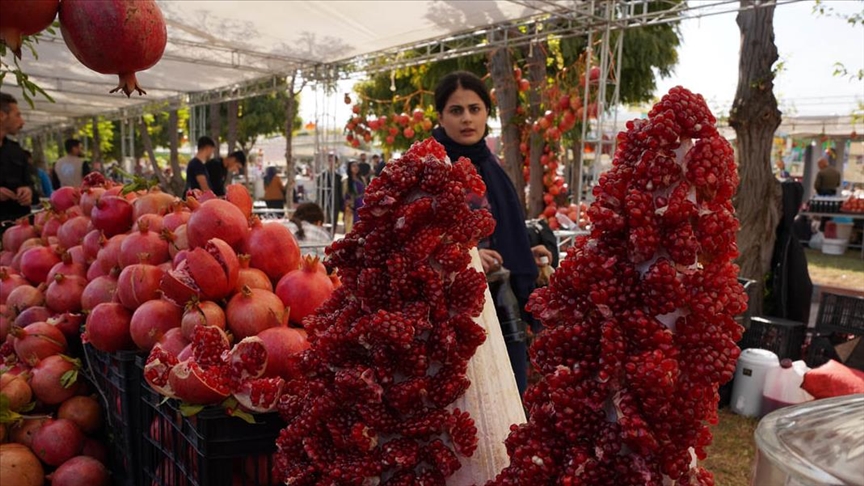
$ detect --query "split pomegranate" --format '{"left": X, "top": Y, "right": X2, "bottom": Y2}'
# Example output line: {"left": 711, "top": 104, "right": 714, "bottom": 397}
{"left": 0, "top": 443, "right": 44, "bottom": 486}
{"left": 118, "top": 220, "right": 169, "bottom": 267}
{"left": 180, "top": 300, "right": 226, "bottom": 340}
{"left": 186, "top": 198, "right": 249, "bottom": 251}
{"left": 57, "top": 215, "right": 90, "bottom": 249}
{"left": 46, "top": 273, "right": 87, "bottom": 314}
{"left": 84, "top": 303, "right": 134, "bottom": 353}
{"left": 117, "top": 263, "right": 165, "bottom": 310}
{"left": 50, "top": 186, "right": 81, "bottom": 212}
{"left": 275, "top": 256, "right": 334, "bottom": 326}
{"left": 245, "top": 217, "right": 301, "bottom": 283}
{"left": 81, "top": 275, "right": 119, "bottom": 311}
{"left": 274, "top": 139, "right": 493, "bottom": 484}
{"left": 160, "top": 237, "right": 239, "bottom": 304}
{"left": 12, "top": 321, "right": 68, "bottom": 365}
{"left": 130, "top": 299, "right": 183, "bottom": 351}
{"left": 236, "top": 254, "right": 273, "bottom": 293}
{"left": 91, "top": 195, "right": 134, "bottom": 237}
{"left": 31, "top": 418, "right": 85, "bottom": 466}
{"left": 30, "top": 354, "right": 80, "bottom": 405}
{"left": 1, "top": 218, "right": 36, "bottom": 253}
{"left": 226, "top": 286, "right": 286, "bottom": 340}
{"left": 58, "top": 395, "right": 103, "bottom": 434}
{"left": 488, "top": 87, "right": 744, "bottom": 485}
{"left": 59, "top": 0, "right": 167, "bottom": 96}
{"left": 20, "top": 245, "right": 61, "bottom": 284}
{"left": 46, "top": 455, "right": 111, "bottom": 486}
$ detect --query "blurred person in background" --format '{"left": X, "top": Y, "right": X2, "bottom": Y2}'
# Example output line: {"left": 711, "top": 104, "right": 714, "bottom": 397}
{"left": 814, "top": 157, "right": 841, "bottom": 196}
{"left": 372, "top": 153, "right": 385, "bottom": 177}
{"left": 207, "top": 150, "right": 246, "bottom": 197}
{"left": 0, "top": 92, "right": 34, "bottom": 235}
{"left": 342, "top": 160, "right": 365, "bottom": 233}
{"left": 316, "top": 152, "right": 343, "bottom": 228}
{"left": 184, "top": 136, "right": 216, "bottom": 195}
{"left": 287, "top": 202, "right": 332, "bottom": 258}
{"left": 24, "top": 150, "right": 52, "bottom": 199}
{"left": 263, "top": 166, "right": 286, "bottom": 217}
{"left": 52, "top": 138, "right": 91, "bottom": 188}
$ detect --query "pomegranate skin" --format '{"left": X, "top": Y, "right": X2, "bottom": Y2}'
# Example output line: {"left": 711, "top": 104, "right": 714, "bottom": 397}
{"left": 0, "top": 0, "right": 59, "bottom": 58}
{"left": 58, "top": 0, "right": 167, "bottom": 96}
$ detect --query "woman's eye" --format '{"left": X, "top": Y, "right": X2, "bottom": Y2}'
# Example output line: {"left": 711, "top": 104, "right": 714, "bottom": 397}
{"left": 470, "top": 107, "right": 481, "bottom": 113}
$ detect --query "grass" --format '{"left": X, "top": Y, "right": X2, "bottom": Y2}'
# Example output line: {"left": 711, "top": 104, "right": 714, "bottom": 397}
{"left": 703, "top": 409, "right": 760, "bottom": 486}
{"left": 805, "top": 247, "right": 864, "bottom": 291}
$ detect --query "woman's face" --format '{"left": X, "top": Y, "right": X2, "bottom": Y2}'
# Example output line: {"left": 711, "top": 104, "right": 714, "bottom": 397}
{"left": 350, "top": 163, "right": 359, "bottom": 175}
{"left": 438, "top": 86, "right": 488, "bottom": 146}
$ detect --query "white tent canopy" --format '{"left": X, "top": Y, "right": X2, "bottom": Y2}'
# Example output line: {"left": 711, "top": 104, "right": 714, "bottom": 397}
{"left": 8, "top": 0, "right": 578, "bottom": 134}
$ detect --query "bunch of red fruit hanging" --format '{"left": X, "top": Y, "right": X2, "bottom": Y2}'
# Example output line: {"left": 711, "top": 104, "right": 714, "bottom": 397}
{"left": 488, "top": 86, "right": 746, "bottom": 485}
{"left": 273, "top": 139, "right": 496, "bottom": 484}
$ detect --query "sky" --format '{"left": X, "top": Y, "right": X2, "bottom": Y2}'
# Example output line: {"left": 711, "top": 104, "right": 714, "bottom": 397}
{"left": 298, "top": 0, "right": 864, "bottom": 127}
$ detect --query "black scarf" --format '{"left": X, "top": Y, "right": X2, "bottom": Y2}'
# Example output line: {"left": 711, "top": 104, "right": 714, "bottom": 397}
{"left": 432, "top": 127, "right": 538, "bottom": 298}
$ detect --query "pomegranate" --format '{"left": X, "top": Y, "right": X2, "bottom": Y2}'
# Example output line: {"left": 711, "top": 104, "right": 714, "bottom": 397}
{"left": 66, "top": 245, "right": 87, "bottom": 265}
{"left": 97, "top": 233, "right": 126, "bottom": 272}
{"left": 0, "top": 251, "right": 12, "bottom": 266}
{"left": 13, "top": 306, "right": 51, "bottom": 328}
{"left": 57, "top": 215, "right": 90, "bottom": 249}
{"left": 117, "top": 263, "right": 165, "bottom": 310}
{"left": 167, "top": 359, "right": 230, "bottom": 404}
{"left": 167, "top": 224, "right": 189, "bottom": 258}
{"left": 91, "top": 196, "right": 134, "bottom": 237}
{"left": 137, "top": 213, "right": 165, "bottom": 233}
{"left": 48, "top": 312, "right": 85, "bottom": 341}
{"left": 225, "top": 184, "right": 253, "bottom": 218}
{"left": 6, "top": 284, "right": 46, "bottom": 315}
{"left": 81, "top": 276, "right": 119, "bottom": 311}
{"left": 180, "top": 300, "right": 226, "bottom": 340}
{"left": 84, "top": 303, "right": 134, "bottom": 352}
{"left": 226, "top": 286, "right": 286, "bottom": 340}
{"left": 1, "top": 218, "right": 36, "bottom": 253}
{"left": 20, "top": 245, "right": 61, "bottom": 284}
{"left": 161, "top": 238, "right": 239, "bottom": 304}
{"left": 82, "top": 229, "right": 105, "bottom": 261}
{"left": 15, "top": 236, "right": 43, "bottom": 256}
{"left": 132, "top": 190, "right": 175, "bottom": 219}
{"left": 275, "top": 256, "right": 334, "bottom": 326}
{"left": 86, "top": 259, "right": 109, "bottom": 280}
{"left": 244, "top": 217, "right": 301, "bottom": 282}
{"left": 65, "top": 205, "right": 84, "bottom": 218}
{"left": 130, "top": 299, "right": 182, "bottom": 351}
{"left": 119, "top": 220, "right": 169, "bottom": 267}
{"left": 46, "top": 253, "right": 87, "bottom": 283}
{"left": 46, "top": 273, "right": 87, "bottom": 314}
{"left": 0, "top": 315, "right": 9, "bottom": 342}
{"left": 236, "top": 254, "right": 272, "bottom": 293}
{"left": 8, "top": 417, "right": 48, "bottom": 448}
{"left": 81, "top": 437, "right": 109, "bottom": 464}
{"left": 163, "top": 201, "right": 191, "bottom": 231}
{"left": 31, "top": 418, "right": 84, "bottom": 466}
{"left": 80, "top": 187, "right": 106, "bottom": 217}
{"left": 0, "top": 443, "right": 44, "bottom": 486}
{"left": 50, "top": 186, "right": 81, "bottom": 212}
{"left": 143, "top": 343, "right": 180, "bottom": 398}
{"left": 12, "top": 321, "right": 68, "bottom": 365}
{"left": 46, "top": 455, "right": 110, "bottom": 486}
{"left": 186, "top": 198, "right": 248, "bottom": 251}
{"left": 30, "top": 354, "right": 80, "bottom": 405}
{"left": 0, "top": 372, "right": 32, "bottom": 412}
{"left": 257, "top": 326, "right": 309, "bottom": 380}
{"left": 59, "top": 0, "right": 167, "bottom": 96}
{"left": 0, "top": 267, "right": 28, "bottom": 304}
{"left": 40, "top": 213, "right": 64, "bottom": 238}
{"left": 58, "top": 395, "right": 103, "bottom": 434}
{"left": 156, "top": 327, "right": 189, "bottom": 358}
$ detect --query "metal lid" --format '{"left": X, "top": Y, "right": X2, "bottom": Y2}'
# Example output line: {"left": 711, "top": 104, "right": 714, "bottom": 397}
{"left": 755, "top": 394, "right": 864, "bottom": 485}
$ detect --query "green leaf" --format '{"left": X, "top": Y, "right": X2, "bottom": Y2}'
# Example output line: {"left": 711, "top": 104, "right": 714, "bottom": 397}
{"left": 179, "top": 403, "right": 204, "bottom": 417}
{"left": 60, "top": 369, "right": 79, "bottom": 389}
{"left": 0, "top": 395, "right": 23, "bottom": 424}
{"left": 20, "top": 401, "right": 36, "bottom": 413}
{"left": 227, "top": 407, "right": 256, "bottom": 424}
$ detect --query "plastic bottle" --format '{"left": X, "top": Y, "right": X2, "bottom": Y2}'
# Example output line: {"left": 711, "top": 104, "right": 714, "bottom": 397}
{"left": 761, "top": 359, "right": 814, "bottom": 415}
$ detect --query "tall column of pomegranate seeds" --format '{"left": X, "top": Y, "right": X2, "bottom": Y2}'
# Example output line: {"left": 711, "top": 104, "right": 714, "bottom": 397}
{"left": 274, "top": 139, "right": 497, "bottom": 485}
{"left": 488, "top": 87, "right": 747, "bottom": 486}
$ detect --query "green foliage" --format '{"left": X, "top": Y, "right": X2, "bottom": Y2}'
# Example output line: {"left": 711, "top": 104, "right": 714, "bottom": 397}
{"left": 76, "top": 117, "right": 117, "bottom": 158}
{"left": 0, "top": 28, "right": 55, "bottom": 108}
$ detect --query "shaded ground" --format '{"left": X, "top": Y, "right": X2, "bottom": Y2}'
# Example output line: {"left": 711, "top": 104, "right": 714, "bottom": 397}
{"left": 704, "top": 409, "right": 760, "bottom": 486}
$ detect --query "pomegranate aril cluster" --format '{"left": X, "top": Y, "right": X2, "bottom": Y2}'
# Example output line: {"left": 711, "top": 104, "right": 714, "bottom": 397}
{"left": 274, "top": 139, "right": 495, "bottom": 485}
{"left": 490, "top": 86, "right": 745, "bottom": 486}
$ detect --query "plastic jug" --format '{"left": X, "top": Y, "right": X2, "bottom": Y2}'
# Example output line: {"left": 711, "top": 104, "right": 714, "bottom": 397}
{"left": 761, "top": 359, "right": 814, "bottom": 415}
{"left": 731, "top": 348, "right": 779, "bottom": 417}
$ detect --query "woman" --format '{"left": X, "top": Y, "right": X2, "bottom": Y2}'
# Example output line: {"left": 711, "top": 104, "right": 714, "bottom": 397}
{"left": 341, "top": 160, "right": 365, "bottom": 233}
{"left": 432, "top": 71, "right": 551, "bottom": 396}
{"left": 24, "top": 150, "right": 52, "bottom": 199}
{"left": 287, "top": 202, "right": 332, "bottom": 258}
{"left": 263, "top": 166, "right": 286, "bottom": 217}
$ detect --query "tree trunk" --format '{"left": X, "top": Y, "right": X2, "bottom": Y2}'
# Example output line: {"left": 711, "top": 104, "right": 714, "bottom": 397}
{"left": 209, "top": 102, "right": 221, "bottom": 157}
{"left": 728, "top": 0, "right": 783, "bottom": 317}
{"left": 487, "top": 36, "right": 524, "bottom": 207}
{"left": 138, "top": 118, "right": 171, "bottom": 192}
{"left": 91, "top": 117, "right": 102, "bottom": 162}
{"left": 32, "top": 135, "right": 46, "bottom": 167}
{"left": 167, "top": 110, "right": 186, "bottom": 195}
{"left": 227, "top": 100, "right": 239, "bottom": 153}
{"left": 284, "top": 72, "right": 300, "bottom": 208}
{"left": 526, "top": 42, "right": 547, "bottom": 218}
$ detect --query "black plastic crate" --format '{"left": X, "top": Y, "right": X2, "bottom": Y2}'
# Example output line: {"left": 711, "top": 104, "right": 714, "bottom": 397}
{"left": 83, "top": 345, "right": 143, "bottom": 486}
{"left": 139, "top": 383, "right": 285, "bottom": 486}
{"left": 815, "top": 292, "right": 864, "bottom": 335}
{"left": 738, "top": 316, "right": 805, "bottom": 361}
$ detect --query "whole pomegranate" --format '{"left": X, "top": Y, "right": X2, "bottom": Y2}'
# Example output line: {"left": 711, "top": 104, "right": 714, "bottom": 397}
{"left": 82, "top": 229, "right": 105, "bottom": 261}
{"left": 244, "top": 217, "right": 301, "bottom": 282}
{"left": 163, "top": 202, "right": 191, "bottom": 231}
{"left": 90, "top": 196, "right": 134, "bottom": 237}
{"left": 84, "top": 303, "right": 134, "bottom": 352}
{"left": 20, "top": 245, "right": 61, "bottom": 284}
{"left": 1, "top": 218, "right": 37, "bottom": 253}
{"left": 81, "top": 275, "right": 119, "bottom": 311}
{"left": 186, "top": 198, "right": 249, "bottom": 251}
{"left": 50, "top": 186, "right": 81, "bottom": 212}
{"left": 31, "top": 418, "right": 84, "bottom": 466}
{"left": 6, "top": 284, "right": 46, "bottom": 315}
{"left": 0, "top": 372, "right": 32, "bottom": 412}
{"left": 8, "top": 417, "right": 48, "bottom": 448}
{"left": 226, "top": 286, "right": 286, "bottom": 340}
{"left": 30, "top": 354, "right": 81, "bottom": 405}
{"left": 0, "top": 443, "right": 44, "bottom": 486}
{"left": 57, "top": 215, "right": 90, "bottom": 249}
{"left": 156, "top": 327, "right": 189, "bottom": 358}
{"left": 58, "top": 395, "right": 103, "bottom": 434}
{"left": 236, "top": 254, "right": 273, "bottom": 293}
{"left": 12, "top": 321, "right": 68, "bottom": 366}
{"left": 130, "top": 299, "right": 182, "bottom": 351}
{"left": 225, "top": 184, "right": 253, "bottom": 218}
{"left": 80, "top": 187, "right": 106, "bottom": 217}
{"left": 119, "top": 220, "right": 169, "bottom": 267}
{"left": 0, "top": 267, "right": 28, "bottom": 305}
{"left": 46, "top": 273, "right": 87, "bottom": 314}
{"left": 257, "top": 326, "right": 309, "bottom": 380}
{"left": 180, "top": 300, "right": 226, "bottom": 340}
{"left": 97, "top": 233, "right": 127, "bottom": 273}
{"left": 0, "top": 0, "right": 58, "bottom": 58}
{"left": 275, "top": 256, "right": 335, "bottom": 326}
{"left": 117, "top": 263, "right": 165, "bottom": 310}
{"left": 46, "top": 455, "right": 111, "bottom": 486}
{"left": 12, "top": 306, "right": 51, "bottom": 328}
{"left": 46, "top": 253, "right": 87, "bottom": 282}
{"left": 59, "top": 0, "right": 167, "bottom": 96}
{"left": 132, "top": 190, "right": 175, "bottom": 220}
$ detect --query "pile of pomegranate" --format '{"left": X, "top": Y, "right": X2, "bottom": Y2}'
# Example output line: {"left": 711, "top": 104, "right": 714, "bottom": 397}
{"left": 273, "top": 139, "right": 496, "bottom": 484}
{"left": 488, "top": 86, "right": 745, "bottom": 485}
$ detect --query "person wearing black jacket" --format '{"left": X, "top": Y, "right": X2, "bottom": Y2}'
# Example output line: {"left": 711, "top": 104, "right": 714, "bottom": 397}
{"left": 0, "top": 92, "right": 34, "bottom": 237}
{"left": 432, "top": 71, "right": 551, "bottom": 395}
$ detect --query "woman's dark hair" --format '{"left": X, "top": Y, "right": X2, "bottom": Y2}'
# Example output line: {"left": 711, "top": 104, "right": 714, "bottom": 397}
{"left": 434, "top": 71, "right": 492, "bottom": 114}
{"left": 291, "top": 202, "right": 324, "bottom": 240}
{"left": 345, "top": 161, "right": 359, "bottom": 196}
{"left": 263, "top": 166, "right": 278, "bottom": 187}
